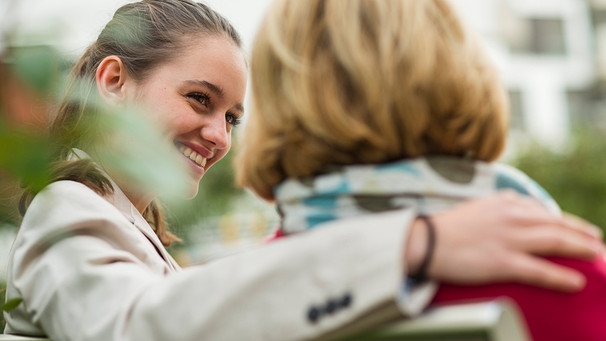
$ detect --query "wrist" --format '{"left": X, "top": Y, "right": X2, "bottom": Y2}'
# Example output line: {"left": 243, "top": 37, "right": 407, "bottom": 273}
{"left": 405, "top": 218, "right": 427, "bottom": 277}
{"left": 405, "top": 215, "right": 436, "bottom": 281}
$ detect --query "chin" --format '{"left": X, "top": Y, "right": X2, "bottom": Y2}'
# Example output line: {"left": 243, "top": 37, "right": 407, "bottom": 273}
{"left": 185, "top": 184, "right": 200, "bottom": 199}
{"left": 182, "top": 177, "right": 201, "bottom": 199}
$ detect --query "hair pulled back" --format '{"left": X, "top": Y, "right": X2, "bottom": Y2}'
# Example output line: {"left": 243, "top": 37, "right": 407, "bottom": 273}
{"left": 21, "top": 0, "right": 242, "bottom": 246}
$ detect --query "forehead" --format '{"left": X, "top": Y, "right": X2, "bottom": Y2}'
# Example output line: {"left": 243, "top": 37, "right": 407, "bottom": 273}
{"left": 177, "top": 35, "right": 246, "bottom": 70}
{"left": 152, "top": 35, "right": 247, "bottom": 96}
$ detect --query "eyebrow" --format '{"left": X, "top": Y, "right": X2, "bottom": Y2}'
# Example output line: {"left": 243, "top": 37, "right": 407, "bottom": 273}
{"left": 185, "top": 80, "right": 244, "bottom": 113}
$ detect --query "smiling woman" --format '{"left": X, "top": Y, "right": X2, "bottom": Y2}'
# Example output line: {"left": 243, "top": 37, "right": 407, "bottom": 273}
{"left": 104, "top": 36, "right": 247, "bottom": 201}
{"left": 18, "top": 0, "right": 245, "bottom": 245}
{"left": 3, "top": 1, "right": 251, "bottom": 338}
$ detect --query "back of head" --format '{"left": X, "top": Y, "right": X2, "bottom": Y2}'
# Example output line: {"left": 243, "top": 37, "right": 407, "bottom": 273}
{"left": 237, "top": 0, "right": 509, "bottom": 200}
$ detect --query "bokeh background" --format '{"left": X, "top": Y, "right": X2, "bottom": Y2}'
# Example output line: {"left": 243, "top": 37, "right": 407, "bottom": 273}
{"left": 2, "top": 1, "right": 606, "bottom": 327}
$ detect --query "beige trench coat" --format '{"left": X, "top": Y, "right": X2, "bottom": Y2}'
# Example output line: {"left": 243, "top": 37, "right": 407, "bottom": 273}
{"left": 4, "top": 180, "right": 434, "bottom": 341}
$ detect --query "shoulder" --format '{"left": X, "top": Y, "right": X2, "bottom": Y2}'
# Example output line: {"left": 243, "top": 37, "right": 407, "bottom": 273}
{"left": 20, "top": 180, "right": 128, "bottom": 242}
{"left": 25, "top": 180, "right": 116, "bottom": 221}
{"left": 434, "top": 256, "right": 606, "bottom": 341}
{"left": 33, "top": 179, "right": 103, "bottom": 204}
{"left": 492, "top": 163, "right": 560, "bottom": 213}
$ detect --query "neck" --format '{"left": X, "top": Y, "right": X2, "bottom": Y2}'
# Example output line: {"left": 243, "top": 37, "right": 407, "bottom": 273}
{"left": 116, "top": 179, "right": 155, "bottom": 214}
{"left": 69, "top": 148, "right": 156, "bottom": 214}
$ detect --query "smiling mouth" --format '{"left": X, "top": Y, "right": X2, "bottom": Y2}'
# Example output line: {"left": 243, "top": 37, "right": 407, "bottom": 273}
{"left": 178, "top": 145, "right": 207, "bottom": 168}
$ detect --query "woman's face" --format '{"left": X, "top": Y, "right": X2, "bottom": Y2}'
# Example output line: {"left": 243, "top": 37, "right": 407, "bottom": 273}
{"left": 128, "top": 36, "right": 247, "bottom": 197}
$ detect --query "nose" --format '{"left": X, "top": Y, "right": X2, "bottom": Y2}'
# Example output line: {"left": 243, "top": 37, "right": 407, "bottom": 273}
{"left": 200, "top": 114, "right": 229, "bottom": 149}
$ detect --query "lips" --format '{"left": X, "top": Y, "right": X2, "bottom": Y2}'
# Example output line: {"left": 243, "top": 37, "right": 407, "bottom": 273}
{"left": 177, "top": 144, "right": 207, "bottom": 168}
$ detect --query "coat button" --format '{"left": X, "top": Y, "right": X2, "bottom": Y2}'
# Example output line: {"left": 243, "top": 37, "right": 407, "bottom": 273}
{"left": 307, "top": 306, "right": 322, "bottom": 323}
{"left": 340, "top": 292, "right": 352, "bottom": 308}
{"left": 325, "top": 299, "right": 339, "bottom": 314}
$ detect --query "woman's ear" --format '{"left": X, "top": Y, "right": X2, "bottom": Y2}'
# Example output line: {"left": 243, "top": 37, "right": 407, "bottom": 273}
{"left": 96, "top": 56, "right": 128, "bottom": 105}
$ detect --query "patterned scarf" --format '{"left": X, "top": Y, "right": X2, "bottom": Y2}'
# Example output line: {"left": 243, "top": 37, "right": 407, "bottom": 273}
{"left": 275, "top": 157, "right": 558, "bottom": 234}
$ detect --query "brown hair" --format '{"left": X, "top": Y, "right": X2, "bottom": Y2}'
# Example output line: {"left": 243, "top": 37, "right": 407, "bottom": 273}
{"left": 20, "top": 0, "right": 242, "bottom": 246}
{"left": 236, "top": 0, "right": 509, "bottom": 201}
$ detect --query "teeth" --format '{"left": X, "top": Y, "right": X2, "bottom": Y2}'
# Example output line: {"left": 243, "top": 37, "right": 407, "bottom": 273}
{"left": 196, "top": 154, "right": 205, "bottom": 166}
{"left": 178, "top": 145, "right": 207, "bottom": 168}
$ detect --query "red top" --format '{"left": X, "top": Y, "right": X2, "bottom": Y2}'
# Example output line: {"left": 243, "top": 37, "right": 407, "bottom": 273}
{"left": 432, "top": 256, "right": 606, "bottom": 341}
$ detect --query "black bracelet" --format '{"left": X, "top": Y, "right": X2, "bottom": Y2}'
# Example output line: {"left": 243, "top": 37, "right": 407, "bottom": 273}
{"left": 410, "top": 215, "right": 436, "bottom": 282}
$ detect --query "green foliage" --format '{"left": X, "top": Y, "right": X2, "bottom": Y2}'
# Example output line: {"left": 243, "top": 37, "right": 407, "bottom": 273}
{"left": 2, "top": 297, "right": 21, "bottom": 312}
{"left": 512, "top": 127, "right": 606, "bottom": 235}
{"left": 10, "top": 45, "right": 62, "bottom": 95}
{"left": 1, "top": 281, "right": 6, "bottom": 330}
{"left": 0, "top": 284, "right": 21, "bottom": 331}
{"left": 0, "top": 46, "right": 63, "bottom": 196}
{"left": 93, "top": 104, "right": 190, "bottom": 201}
{"left": 0, "top": 120, "right": 55, "bottom": 192}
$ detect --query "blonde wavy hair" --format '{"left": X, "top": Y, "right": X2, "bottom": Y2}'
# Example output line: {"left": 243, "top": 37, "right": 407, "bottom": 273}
{"left": 236, "top": 0, "right": 509, "bottom": 201}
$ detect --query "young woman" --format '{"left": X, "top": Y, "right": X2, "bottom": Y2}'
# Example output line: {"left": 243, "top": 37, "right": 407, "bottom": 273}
{"left": 4, "top": 1, "right": 602, "bottom": 340}
{"left": 236, "top": 0, "right": 606, "bottom": 340}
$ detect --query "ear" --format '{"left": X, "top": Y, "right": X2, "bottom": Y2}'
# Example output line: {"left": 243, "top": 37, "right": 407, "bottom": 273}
{"left": 95, "top": 56, "right": 129, "bottom": 104}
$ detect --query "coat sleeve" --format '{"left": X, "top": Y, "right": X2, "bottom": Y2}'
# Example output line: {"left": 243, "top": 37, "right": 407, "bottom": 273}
{"left": 5, "top": 182, "right": 433, "bottom": 341}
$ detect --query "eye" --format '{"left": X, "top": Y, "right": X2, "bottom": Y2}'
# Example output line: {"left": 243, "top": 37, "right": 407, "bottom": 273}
{"left": 226, "top": 112, "right": 242, "bottom": 127}
{"left": 186, "top": 92, "right": 210, "bottom": 106}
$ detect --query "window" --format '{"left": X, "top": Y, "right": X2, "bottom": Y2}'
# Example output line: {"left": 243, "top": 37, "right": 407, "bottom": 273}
{"left": 510, "top": 17, "right": 566, "bottom": 56}
{"left": 508, "top": 89, "right": 525, "bottom": 131}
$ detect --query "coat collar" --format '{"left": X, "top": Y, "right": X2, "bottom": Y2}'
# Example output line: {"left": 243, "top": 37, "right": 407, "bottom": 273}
{"left": 69, "top": 148, "right": 180, "bottom": 271}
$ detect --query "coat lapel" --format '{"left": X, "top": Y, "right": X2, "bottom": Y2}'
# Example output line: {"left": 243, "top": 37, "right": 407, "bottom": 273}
{"left": 69, "top": 148, "right": 181, "bottom": 272}
{"left": 108, "top": 185, "right": 181, "bottom": 272}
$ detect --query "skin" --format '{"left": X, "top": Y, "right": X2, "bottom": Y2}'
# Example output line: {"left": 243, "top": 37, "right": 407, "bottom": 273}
{"left": 95, "top": 35, "right": 247, "bottom": 212}
{"left": 405, "top": 190, "right": 605, "bottom": 292}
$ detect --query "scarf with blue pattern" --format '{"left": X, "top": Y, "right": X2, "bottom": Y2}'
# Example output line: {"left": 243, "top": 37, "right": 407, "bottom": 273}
{"left": 275, "top": 157, "right": 558, "bottom": 234}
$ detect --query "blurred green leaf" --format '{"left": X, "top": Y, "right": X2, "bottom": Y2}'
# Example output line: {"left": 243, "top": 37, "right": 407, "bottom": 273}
{"left": 0, "top": 283, "right": 5, "bottom": 329}
{"left": 94, "top": 106, "right": 190, "bottom": 202}
{"left": 2, "top": 297, "right": 22, "bottom": 312}
{"left": 9, "top": 45, "right": 61, "bottom": 95}
{"left": 0, "top": 118, "right": 54, "bottom": 191}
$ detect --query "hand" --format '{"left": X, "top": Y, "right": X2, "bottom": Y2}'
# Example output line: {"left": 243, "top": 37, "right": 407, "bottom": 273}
{"left": 405, "top": 190, "right": 605, "bottom": 292}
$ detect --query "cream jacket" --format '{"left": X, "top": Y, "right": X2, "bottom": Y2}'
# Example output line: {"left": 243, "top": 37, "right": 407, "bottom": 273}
{"left": 3, "top": 179, "right": 433, "bottom": 341}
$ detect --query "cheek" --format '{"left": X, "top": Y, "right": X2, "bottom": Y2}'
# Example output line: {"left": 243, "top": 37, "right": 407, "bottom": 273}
{"left": 217, "top": 140, "right": 231, "bottom": 160}
{"left": 132, "top": 98, "right": 175, "bottom": 135}
{"left": 210, "top": 139, "right": 231, "bottom": 166}
{"left": 164, "top": 114, "right": 197, "bottom": 138}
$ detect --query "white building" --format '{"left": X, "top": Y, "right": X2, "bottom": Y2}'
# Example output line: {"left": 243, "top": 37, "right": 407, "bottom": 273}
{"left": 451, "top": 0, "right": 596, "bottom": 150}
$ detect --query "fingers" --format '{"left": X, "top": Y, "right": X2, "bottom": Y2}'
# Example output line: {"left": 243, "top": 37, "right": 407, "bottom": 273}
{"left": 484, "top": 191, "right": 604, "bottom": 260}
{"left": 502, "top": 254, "right": 587, "bottom": 292}
{"left": 510, "top": 221, "right": 605, "bottom": 260}
{"left": 562, "top": 212, "right": 603, "bottom": 239}
{"left": 497, "top": 191, "right": 603, "bottom": 239}
{"left": 495, "top": 191, "right": 560, "bottom": 226}
{"left": 424, "top": 190, "right": 606, "bottom": 292}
